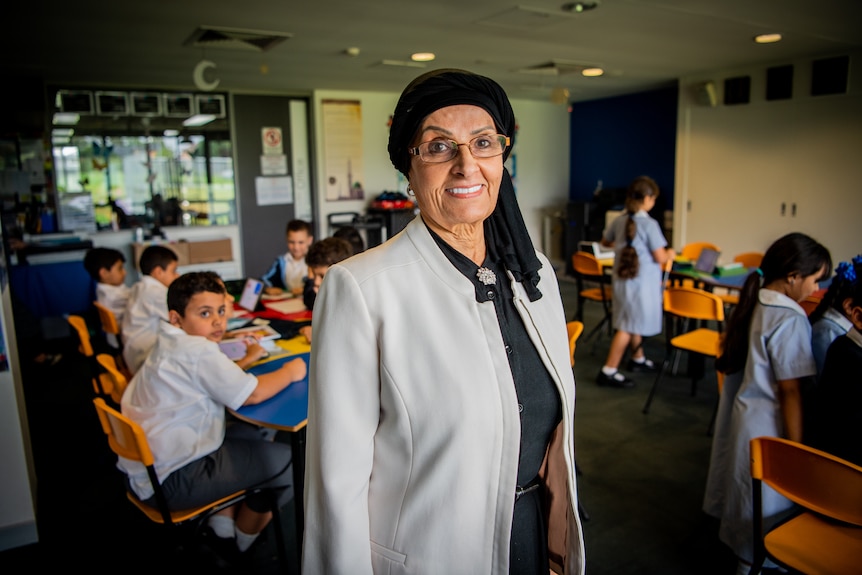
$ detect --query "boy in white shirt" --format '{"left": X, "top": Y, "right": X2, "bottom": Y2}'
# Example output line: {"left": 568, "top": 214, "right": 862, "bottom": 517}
{"left": 83, "top": 247, "right": 131, "bottom": 348}
{"left": 121, "top": 245, "right": 180, "bottom": 374}
{"left": 119, "top": 271, "right": 306, "bottom": 555}
{"left": 261, "top": 219, "right": 313, "bottom": 296}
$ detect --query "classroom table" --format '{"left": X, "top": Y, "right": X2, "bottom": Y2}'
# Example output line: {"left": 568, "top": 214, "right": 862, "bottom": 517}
{"left": 229, "top": 340, "right": 310, "bottom": 566}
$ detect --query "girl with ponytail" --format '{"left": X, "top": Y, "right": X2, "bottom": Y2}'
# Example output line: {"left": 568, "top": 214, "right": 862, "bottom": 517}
{"left": 596, "top": 176, "right": 675, "bottom": 388}
{"left": 704, "top": 232, "right": 831, "bottom": 574}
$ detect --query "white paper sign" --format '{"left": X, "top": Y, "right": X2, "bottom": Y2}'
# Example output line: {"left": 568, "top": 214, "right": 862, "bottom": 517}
{"left": 261, "top": 127, "right": 283, "bottom": 155}
{"left": 260, "top": 154, "right": 288, "bottom": 176}
{"left": 255, "top": 176, "right": 293, "bottom": 206}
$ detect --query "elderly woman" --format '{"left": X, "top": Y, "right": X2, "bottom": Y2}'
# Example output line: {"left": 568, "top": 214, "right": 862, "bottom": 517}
{"left": 303, "top": 69, "right": 585, "bottom": 575}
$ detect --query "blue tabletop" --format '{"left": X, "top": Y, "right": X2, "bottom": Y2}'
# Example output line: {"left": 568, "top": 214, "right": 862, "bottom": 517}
{"left": 232, "top": 352, "right": 309, "bottom": 432}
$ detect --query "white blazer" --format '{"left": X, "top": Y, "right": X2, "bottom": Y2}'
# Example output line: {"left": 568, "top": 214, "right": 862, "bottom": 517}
{"left": 303, "top": 217, "right": 585, "bottom": 575}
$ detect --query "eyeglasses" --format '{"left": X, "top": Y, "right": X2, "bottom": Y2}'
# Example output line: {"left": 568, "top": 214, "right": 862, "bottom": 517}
{"left": 409, "top": 134, "right": 510, "bottom": 163}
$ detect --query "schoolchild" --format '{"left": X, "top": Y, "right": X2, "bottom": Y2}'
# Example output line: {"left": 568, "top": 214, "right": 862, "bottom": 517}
{"left": 596, "top": 175, "right": 675, "bottom": 388}
{"left": 83, "top": 247, "right": 130, "bottom": 347}
{"left": 261, "top": 219, "right": 313, "bottom": 296}
{"left": 121, "top": 245, "right": 180, "bottom": 374}
{"left": 809, "top": 279, "right": 862, "bottom": 466}
{"left": 296, "top": 237, "right": 353, "bottom": 345}
{"left": 703, "top": 232, "right": 831, "bottom": 574}
{"left": 119, "top": 271, "right": 306, "bottom": 555}
{"left": 809, "top": 255, "right": 862, "bottom": 376}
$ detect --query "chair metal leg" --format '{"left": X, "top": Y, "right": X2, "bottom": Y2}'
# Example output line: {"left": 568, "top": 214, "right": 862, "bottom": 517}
{"left": 642, "top": 355, "right": 672, "bottom": 414}
{"left": 270, "top": 492, "right": 289, "bottom": 570}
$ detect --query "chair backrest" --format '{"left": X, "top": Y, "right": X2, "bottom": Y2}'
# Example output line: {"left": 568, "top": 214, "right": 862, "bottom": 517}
{"left": 67, "top": 314, "right": 94, "bottom": 357}
{"left": 664, "top": 286, "right": 725, "bottom": 323}
{"left": 680, "top": 241, "right": 721, "bottom": 262}
{"left": 733, "top": 252, "right": 764, "bottom": 268}
{"left": 566, "top": 321, "right": 584, "bottom": 367}
{"left": 93, "top": 397, "right": 155, "bottom": 467}
{"left": 93, "top": 301, "right": 121, "bottom": 336}
{"left": 572, "top": 252, "right": 604, "bottom": 277}
{"left": 750, "top": 436, "right": 862, "bottom": 527}
{"left": 96, "top": 353, "right": 129, "bottom": 404}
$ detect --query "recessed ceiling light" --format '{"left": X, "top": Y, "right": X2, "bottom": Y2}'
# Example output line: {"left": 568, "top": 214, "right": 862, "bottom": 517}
{"left": 581, "top": 67, "right": 604, "bottom": 77}
{"left": 561, "top": 2, "right": 598, "bottom": 13}
{"left": 411, "top": 52, "right": 436, "bottom": 62}
{"left": 754, "top": 33, "right": 782, "bottom": 44}
{"left": 163, "top": 129, "right": 180, "bottom": 137}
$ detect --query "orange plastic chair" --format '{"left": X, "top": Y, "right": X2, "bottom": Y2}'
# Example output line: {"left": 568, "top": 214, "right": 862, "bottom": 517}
{"left": 91, "top": 398, "right": 288, "bottom": 565}
{"left": 67, "top": 314, "right": 106, "bottom": 395}
{"left": 680, "top": 241, "right": 721, "bottom": 262}
{"left": 733, "top": 252, "right": 764, "bottom": 268}
{"left": 642, "top": 286, "right": 725, "bottom": 414}
{"left": 749, "top": 437, "right": 862, "bottom": 575}
{"left": 566, "top": 320, "right": 584, "bottom": 367}
{"left": 92, "top": 302, "right": 132, "bottom": 379}
{"left": 93, "top": 301, "right": 121, "bottom": 343}
{"left": 571, "top": 252, "right": 613, "bottom": 344}
{"left": 96, "top": 353, "right": 128, "bottom": 405}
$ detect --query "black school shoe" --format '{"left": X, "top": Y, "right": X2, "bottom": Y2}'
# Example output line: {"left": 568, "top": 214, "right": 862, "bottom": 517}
{"left": 626, "top": 357, "right": 658, "bottom": 373}
{"left": 596, "top": 370, "right": 635, "bottom": 388}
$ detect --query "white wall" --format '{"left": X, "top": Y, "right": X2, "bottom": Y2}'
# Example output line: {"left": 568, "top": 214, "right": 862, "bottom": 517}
{"left": 675, "top": 51, "right": 862, "bottom": 265}
{"left": 311, "top": 90, "right": 571, "bottom": 258}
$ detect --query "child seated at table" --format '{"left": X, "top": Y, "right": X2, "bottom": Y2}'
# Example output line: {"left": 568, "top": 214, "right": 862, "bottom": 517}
{"left": 83, "top": 247, "right": 130, "bottom": 348}
{"left": 809, "top": 278, "right": 862, "bottom": 465}
{"left": 300, "top": 237, "right": 353, "bottom": 343}
{"left": 261, "top": 219, "right": 313, "bottom": 296}
{"left": 809, "top": 255, "right": 862, "bottom": 376}
{"left": 119, "top": 271, "right": 307, "bottom": 555}
{"left": 121, "top": 245, "right": 180, "bottom": 374}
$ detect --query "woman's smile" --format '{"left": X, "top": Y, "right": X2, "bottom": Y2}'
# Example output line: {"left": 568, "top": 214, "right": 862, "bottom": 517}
{"left": 446, "top": 183, "right": 484, "bottom": 197}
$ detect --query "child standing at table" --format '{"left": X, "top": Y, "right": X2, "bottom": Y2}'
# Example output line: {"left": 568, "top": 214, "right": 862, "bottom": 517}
{"left": 120, "top": 271, "right": 306, "bottom": 555}
{"left": 83, "top": 247, "right": 130, "bottom": 347}
{"left": 596, "top": 175, "right": 675, "bottom": 388}
{"left": 261, "top": 219, "right": 313, "bottom": 296}
{"left": 121, "top": 245, "right": 180, "bottom": 374}
{"left": 809, "top": 255, "right": 862, "bottom": 376}
{"left": 704, "top": 232, "right": 831, "bottom": 575}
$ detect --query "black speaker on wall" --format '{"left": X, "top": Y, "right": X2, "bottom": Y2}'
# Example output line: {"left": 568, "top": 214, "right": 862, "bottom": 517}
{"left": 811, "top": 55, "right": 849, "bottom": 96}
{"left": 724, "top": 76, "right": 751, "bottom": 105}
{"left": 766, "top": 65, "right": 794, "bottom": 101}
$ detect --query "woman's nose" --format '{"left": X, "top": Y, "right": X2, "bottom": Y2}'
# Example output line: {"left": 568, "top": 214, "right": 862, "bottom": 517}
{"left": 451, "top": 144, "right": 480, "bottom": 174}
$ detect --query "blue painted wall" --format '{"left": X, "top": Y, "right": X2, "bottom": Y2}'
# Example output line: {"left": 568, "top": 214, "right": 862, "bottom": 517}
{"left": 569, "top": 84, "right": 678, "bottom": 210}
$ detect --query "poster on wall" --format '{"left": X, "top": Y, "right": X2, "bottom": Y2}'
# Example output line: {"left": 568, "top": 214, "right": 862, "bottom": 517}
{"left": 322, "top": 100, "right": 364, "bottom": 201}
{"left": 255, "top": 176, "right": 293, "bottom": 206}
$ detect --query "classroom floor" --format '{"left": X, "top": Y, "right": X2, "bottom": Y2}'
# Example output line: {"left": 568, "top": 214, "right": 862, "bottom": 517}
{"left": 0, "top": 269, "right": 741, "bottom": 574}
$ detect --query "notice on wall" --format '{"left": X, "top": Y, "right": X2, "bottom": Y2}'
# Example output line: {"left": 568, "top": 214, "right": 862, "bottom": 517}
{"left": 261, "top": 127, "right": 283, "bottom": 155}
{"left": 260, "top": 154, "right": 288, "bottom": 176}
{"left": 255, "top": 176, "right": 293, "bottom": 206}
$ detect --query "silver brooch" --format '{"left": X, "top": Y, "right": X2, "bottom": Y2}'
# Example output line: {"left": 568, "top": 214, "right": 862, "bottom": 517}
{"left": 477, "top": 267, "right": 497, "bottom": 286}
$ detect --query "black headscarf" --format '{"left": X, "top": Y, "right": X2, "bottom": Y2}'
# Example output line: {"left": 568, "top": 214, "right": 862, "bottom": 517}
{"left": 388, "top": 69, "right": 543, "bottom": 301}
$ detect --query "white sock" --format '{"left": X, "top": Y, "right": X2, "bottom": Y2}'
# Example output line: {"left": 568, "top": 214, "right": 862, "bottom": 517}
{"left": 208, "top": 514, "right": 235, "bottom": 539}
{"left": 601, "top": 366, "right": 617, "bottom": 376}
{"left": 631, "top": 356, "right": 646, "bottom": 364}
{"left": 235, "top": 527, "right": 260, "bottom": 552}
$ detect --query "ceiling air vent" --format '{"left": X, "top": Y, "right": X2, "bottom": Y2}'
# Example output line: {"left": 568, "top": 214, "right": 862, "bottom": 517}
{"left": 184, "top": 26, "right": 292, "bottom": 52}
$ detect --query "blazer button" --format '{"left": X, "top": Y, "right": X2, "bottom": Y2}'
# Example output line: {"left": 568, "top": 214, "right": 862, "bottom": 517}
{"left": 486, "top": 289, "right": 496, "bottom": 299}
{"left": 518, "top": 403, "right": 524, "bottom": 413}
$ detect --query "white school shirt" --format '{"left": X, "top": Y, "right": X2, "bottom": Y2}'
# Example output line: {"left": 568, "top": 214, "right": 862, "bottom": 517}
{"left": 96, "top": 282, "right": 131, "bottom": 347}
{"left": 282, "top": 253, "right": 309, "bottom": 293}
{"left": 118, "top": 322, "right": 258, "bottom": 501}
{"left": 121, "top": 276, "right": 169, "bottom": 374}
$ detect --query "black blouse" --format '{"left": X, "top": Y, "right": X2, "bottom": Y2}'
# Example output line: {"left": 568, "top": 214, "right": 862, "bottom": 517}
{"left": 430, "top": 227, "right": 561, "bottom": 574}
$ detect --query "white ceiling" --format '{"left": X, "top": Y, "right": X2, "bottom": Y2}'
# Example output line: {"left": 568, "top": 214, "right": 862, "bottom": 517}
{"left": 6, "top": 0, "right": 862, "bottom": 103}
